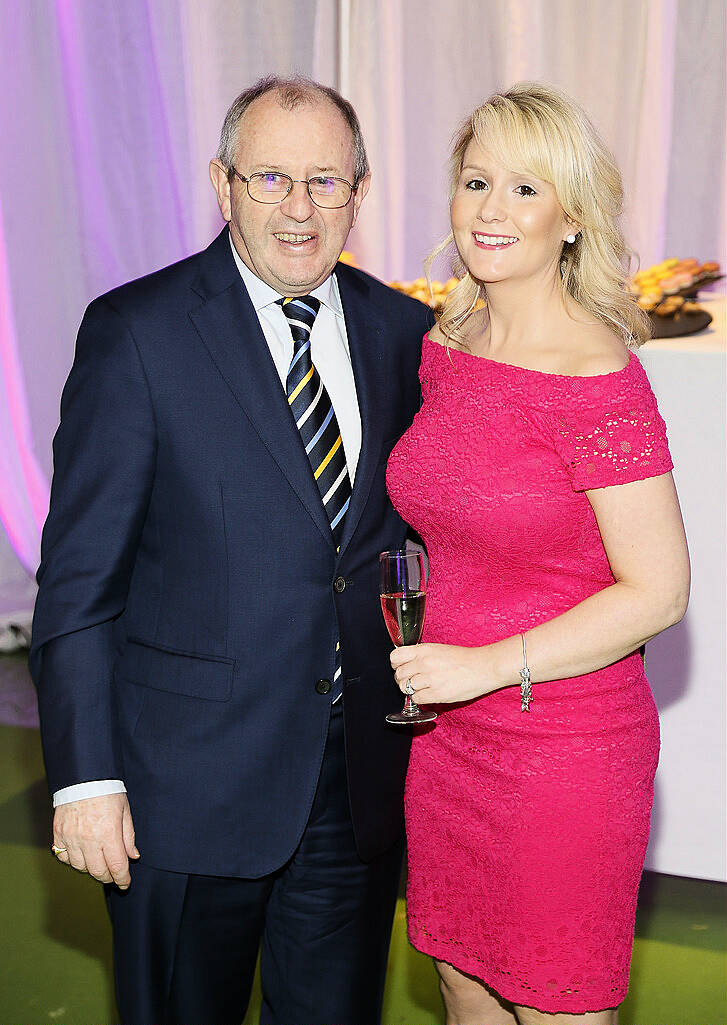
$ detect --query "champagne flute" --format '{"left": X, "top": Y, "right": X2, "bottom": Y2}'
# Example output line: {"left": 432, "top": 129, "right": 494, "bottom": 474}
{"left": 379, "top": 549, "right": 437, "bottom": 725}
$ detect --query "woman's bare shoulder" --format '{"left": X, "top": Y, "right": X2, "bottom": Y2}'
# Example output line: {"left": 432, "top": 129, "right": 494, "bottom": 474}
{"left": 559, "top": 320, "right": 631, "bottom": 377}
{"left": 428, "top": 320, "right": 447, "bottom": 346}
{"left": 430, "top": 307, "right": 488, "bottom": 351}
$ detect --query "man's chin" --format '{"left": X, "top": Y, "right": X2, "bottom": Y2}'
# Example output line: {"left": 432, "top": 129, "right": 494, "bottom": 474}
{"left": 272, "top": 261, "right": 336, "bottom": 294}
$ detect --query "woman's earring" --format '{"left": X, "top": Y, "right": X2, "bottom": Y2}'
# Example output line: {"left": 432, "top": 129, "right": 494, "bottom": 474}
{"left": 566, "top": 234, "right": 577, "bottom": 244}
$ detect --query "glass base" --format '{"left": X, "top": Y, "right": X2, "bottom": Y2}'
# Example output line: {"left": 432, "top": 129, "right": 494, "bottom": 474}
{"left": 386, "top": 708, "right": 438, "bottom": 725}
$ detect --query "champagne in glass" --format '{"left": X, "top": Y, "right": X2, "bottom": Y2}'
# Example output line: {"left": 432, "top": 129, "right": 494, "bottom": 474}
{"left": 380, "top": 590, "right": 427, "bottom": 648}
{"left": 379, "top": 550, "right": 437, "bottom": 725}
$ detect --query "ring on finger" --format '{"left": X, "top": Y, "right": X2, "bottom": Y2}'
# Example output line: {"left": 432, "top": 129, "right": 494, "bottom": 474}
{"left": 405, "top": 679, "right": 414, "bottom": 696}
{"left": 51, "top": 843, "right": 67, "bottom": 856}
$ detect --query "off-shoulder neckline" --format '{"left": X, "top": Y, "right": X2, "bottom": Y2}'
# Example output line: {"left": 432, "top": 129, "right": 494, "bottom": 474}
{"left": 423, "top": 332, "right": 635, "bottom": 381}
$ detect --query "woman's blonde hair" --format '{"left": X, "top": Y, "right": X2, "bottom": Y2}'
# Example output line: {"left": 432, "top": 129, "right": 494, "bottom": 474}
{"left": 428, "top": 82, "right": 650, "bottom": 348}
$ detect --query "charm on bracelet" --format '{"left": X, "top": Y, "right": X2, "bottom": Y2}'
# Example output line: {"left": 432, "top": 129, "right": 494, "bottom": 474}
{"left": 520, "top": 632, "right": 532, "bottom": 712}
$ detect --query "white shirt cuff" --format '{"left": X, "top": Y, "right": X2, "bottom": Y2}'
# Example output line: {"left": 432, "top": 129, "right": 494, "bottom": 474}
{"left": 53, "top": 780, "right": 127, "bottom": 807}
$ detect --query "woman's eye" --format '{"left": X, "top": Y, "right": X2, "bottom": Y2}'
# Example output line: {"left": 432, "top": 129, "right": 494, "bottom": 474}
{"left": 465, "top": 178, "right": 488, "bottom": 191}
{"left": 516, "top": 184, "right": 537, "bottom": 197}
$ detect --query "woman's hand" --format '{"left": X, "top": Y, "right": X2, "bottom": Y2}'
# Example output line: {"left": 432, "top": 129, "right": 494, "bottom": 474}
{"left": 387, "top": 476, "right": 689, "bottom": 708}
{"left": 390, "top": 642, "right": 498, "bottom": 705}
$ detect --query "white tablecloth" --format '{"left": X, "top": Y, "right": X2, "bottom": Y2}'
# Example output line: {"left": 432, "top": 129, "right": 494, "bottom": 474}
{"left": 639, "top": 294, "right": 726, "bottom": 881}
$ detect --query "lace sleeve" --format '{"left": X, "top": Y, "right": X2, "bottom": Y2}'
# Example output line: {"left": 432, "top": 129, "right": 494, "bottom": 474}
{"left": 553, "top": 389, "right": 673, "bottom": 492}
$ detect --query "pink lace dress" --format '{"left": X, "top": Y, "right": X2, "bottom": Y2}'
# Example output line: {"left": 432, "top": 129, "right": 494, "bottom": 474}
{"left": 386, "top": 335, "right": 673, "bottom": 1014}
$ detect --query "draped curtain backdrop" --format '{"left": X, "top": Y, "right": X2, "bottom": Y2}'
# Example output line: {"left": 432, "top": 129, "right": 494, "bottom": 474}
{"left": 0, "top": 0, "right": 724, "bottom": 575}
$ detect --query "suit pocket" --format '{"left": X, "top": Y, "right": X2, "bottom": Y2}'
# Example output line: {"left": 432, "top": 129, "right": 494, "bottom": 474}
{"left": 115, "top": 637, "right": 234, "bottom": 702}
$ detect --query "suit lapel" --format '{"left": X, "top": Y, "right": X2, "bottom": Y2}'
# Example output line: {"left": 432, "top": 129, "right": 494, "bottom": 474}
{"left": 188, "top": 230, "right": 334, "bottom": 546}
{"left": 335, "top": 264, "right": 388, "bottom": 558}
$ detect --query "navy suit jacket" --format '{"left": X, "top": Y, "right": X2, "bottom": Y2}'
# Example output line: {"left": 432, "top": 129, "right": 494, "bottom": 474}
{"left": 30, "top": 228, "right": 433, "bottom": 878}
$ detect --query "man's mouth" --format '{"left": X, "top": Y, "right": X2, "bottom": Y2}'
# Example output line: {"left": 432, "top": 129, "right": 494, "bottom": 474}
{"left": 274, "top": 232, "right": 316, "bottom": 246}
{"left": 473, "top": 233, "right": 519, "bottom": 250}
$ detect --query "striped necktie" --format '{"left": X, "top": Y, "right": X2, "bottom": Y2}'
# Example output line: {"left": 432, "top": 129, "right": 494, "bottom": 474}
{"left": 279, "top": 296, "right": 352, "bottom": 548}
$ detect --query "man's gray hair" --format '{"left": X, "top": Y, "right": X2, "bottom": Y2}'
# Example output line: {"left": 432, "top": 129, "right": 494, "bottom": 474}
{"left": 216, "top": 75, "right": 370, "bottom": 186}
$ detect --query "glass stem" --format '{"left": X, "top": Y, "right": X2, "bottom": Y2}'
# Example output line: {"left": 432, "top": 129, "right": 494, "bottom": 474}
{"left": 403, "top": 680, "right": 419, "bottom": 715}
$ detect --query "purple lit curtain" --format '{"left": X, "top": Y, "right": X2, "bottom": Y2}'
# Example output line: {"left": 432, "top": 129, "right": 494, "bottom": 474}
{"left": 0, "top": 198, "right": 49, "bottom": 573}
{"left": 0, "top": 0, "right": 725, "bottom": 588}
{"left": 0, "top": 0, "right": 336, "bottom": 586}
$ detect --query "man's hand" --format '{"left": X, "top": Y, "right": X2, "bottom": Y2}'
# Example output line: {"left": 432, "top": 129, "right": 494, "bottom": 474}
{"left": 52, "top": 793, "right": 140, "bottom": 889}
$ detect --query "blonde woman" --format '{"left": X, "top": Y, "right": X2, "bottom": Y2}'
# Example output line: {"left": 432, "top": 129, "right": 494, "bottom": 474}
{"left": 386, "top": 83, "right": 689, "bottom": 1024}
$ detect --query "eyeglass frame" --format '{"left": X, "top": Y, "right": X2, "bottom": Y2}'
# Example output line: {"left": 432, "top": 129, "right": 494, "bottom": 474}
{"left": 229, "top": 167, "right": 358, "bottom": 209}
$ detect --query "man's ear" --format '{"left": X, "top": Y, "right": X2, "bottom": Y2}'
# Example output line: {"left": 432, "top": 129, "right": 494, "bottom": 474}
{"left": 209, "top": 160, "right": 232, "bottom": 222}
{"left": 351, "top": 172, "right": 371, "bottom": 227}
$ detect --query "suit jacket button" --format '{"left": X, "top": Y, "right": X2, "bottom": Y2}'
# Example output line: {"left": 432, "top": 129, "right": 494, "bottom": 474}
{"left": 315, "top": 678, "right": 332, "bottom": 695}
{"left": 333, "top": 576, "right": 346, "bottom": 593}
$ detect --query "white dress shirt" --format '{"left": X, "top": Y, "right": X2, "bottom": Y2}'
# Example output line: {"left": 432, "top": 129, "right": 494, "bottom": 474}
{"left": 53, "top": 238, "right": 361, "bottom": 807}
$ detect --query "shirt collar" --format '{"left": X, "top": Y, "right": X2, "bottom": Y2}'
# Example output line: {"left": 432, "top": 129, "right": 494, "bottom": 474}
{"left": 229, "top": 233, "right": 343, "bottom": 317}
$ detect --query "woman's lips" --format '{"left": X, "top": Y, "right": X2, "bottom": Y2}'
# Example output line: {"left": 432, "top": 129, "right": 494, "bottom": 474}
{"left": 472, "top": 232, "right": 519, "bottom": 250}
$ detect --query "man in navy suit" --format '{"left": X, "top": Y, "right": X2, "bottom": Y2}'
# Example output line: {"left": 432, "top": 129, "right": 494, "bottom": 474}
{"left": 30, "top": 76, "right": 433, "bottom": 1025}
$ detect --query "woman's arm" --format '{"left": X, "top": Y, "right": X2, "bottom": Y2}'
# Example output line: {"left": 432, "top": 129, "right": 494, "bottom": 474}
{"left": 390, "top": 472, "right": 690, "bottom": 704}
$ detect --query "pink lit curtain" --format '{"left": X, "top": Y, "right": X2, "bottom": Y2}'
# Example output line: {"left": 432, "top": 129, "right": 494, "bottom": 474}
{"left": 0, "top": 0, "right": 725, "bottom": 586}
{"left": 0, "top": 0, "right": 337, "bottom": 586}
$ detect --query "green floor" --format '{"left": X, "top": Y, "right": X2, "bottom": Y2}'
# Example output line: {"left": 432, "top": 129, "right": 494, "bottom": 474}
{"left": 1, "top": 654, "right": 725, "bottom": 1025}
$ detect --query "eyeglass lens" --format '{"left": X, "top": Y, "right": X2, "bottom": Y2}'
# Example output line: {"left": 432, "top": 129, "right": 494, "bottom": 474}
{"left": 246, "top": 172, "right": 352, "bottom": 208}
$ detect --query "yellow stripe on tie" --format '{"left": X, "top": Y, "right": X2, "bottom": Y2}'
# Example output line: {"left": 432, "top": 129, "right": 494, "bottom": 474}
{"left": 314, "top": 435, "right": 342, "bottom": 480}
{"left": 288, "top": 366, "right": 315, "bottom": 404}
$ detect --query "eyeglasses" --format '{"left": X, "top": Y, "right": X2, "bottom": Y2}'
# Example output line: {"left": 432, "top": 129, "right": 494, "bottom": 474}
{"left": 231, "top": 168, "right": 357, "bottom": 209}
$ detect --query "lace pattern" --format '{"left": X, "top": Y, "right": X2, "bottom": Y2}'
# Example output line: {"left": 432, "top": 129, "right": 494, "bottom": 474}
{"left": 386, "top": 336, "right": 669, "bottom": 1013}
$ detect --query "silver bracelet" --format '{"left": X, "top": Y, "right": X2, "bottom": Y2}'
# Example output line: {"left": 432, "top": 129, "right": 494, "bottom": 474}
{"left": 520, "top": 632, "right": 532, "bottom": 712}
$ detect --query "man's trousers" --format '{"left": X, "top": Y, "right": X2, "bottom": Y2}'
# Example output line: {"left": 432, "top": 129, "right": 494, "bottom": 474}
{"left": 106, "top": 700, "right": 404, "bottom": 1025}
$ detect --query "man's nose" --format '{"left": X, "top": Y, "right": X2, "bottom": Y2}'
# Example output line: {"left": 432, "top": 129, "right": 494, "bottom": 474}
{"left": 279, "top": 181, "right": 316, "bottom": 221}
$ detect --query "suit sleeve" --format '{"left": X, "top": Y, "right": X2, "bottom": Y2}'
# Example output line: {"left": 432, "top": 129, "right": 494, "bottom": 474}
{"left": 30, "top": 297, "right": 157, "bottom": 794}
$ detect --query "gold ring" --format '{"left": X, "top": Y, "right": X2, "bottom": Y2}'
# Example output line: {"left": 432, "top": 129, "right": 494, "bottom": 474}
{"left": 51, "top": 843, "right": 67, "bottom": 856}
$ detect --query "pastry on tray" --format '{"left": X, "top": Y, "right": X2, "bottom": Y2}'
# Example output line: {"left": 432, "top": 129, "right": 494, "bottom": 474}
{"left": 629, "top": 257, "right": 722, "bottom": 313}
